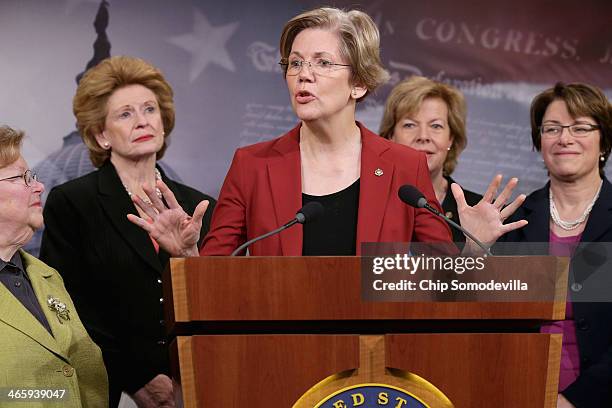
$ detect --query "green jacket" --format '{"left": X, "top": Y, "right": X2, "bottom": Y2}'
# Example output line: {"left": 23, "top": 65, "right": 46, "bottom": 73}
{"left": 0, "top": 250, "right": 108, "bottom": 407}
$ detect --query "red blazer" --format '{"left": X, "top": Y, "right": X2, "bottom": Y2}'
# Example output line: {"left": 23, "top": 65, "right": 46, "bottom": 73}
{"left": 201, "top": 123, "right": 452, "bottom": 255}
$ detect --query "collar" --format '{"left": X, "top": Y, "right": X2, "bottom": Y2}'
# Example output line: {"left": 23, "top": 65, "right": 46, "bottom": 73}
{"left": 519, "top": 177, "right": 612, "bottom": 243}
{"left": 0, "top": 251, "right": 25, "bottom": 274}
{"left": 266, "top": 122, "right": 395, "bottom": 255}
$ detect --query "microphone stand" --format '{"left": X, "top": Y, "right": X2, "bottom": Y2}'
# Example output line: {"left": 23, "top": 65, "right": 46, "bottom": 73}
{"left": 230, "top": 219, "right": 298, "bottom": 256}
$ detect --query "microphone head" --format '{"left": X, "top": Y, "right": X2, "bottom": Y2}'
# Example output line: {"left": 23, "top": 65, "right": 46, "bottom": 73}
{"left": 296, "top": 201, "right": 325, "bottom": 224}
{"left": 398, "top": 185, "right": 427, "bottom": 208}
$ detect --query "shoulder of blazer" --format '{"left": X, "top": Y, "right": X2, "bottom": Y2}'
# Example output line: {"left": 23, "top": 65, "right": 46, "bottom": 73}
{"left": 48, "top": 168, "right": 100, "bottom": 198}
{"left": 20, "top": 250, "right": 57, "bottom": 279}
{"left": 580, "top": 176, "right": 612, "bottom": 243}
{"left": 232, "top": 124, "right": 301, "bottom": 159}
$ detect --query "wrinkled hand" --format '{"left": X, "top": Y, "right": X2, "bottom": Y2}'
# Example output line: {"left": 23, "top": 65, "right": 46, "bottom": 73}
{"left": 131, "top": 374, "right": 176, "bottom": 408}
{"left": 557, "top": 394, "right": 575, "bottom": 408}
{"left": 127, "top": 180, "right": 209, "bottom": 257}
{"left": 452, "top": 174, "right": 527, "bottom": 251}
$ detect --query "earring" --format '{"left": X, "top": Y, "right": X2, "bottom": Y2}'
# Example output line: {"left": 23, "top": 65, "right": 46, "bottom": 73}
{"left": 447, "top": 146, "right": 451, "bottom": 151}
{"left": 103, "top": 142, "right": 110, "bottom": 148}
{"left": 600, "top": 155, "right": 605, "bottom": 162}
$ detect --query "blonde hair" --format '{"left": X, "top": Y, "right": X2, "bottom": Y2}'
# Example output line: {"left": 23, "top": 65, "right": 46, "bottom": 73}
{"left": 0, "top": 125, "right": 24, "bottom": 168}
{"left": 379, "top": 76, "right": 467, "bottom": 176}
{"left": 73, "top": 56, "right": 175, "bottom": 167}
{"left": 279, "top": 7, "right": 389, "bottom": 101}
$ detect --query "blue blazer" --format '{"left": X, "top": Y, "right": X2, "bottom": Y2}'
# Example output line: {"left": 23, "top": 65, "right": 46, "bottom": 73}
{"left": 500, "top": 178, "right": 612, "bottom": 407}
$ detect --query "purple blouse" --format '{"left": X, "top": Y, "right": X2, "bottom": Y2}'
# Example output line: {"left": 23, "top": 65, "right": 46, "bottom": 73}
{"left": 540, "top": 230, "right": 582, "bottom": 391}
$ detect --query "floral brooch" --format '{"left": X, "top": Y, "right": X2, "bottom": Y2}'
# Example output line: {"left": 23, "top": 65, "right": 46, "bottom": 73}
{"left": 47, "top": 295, "right": 71, "bottom": 323}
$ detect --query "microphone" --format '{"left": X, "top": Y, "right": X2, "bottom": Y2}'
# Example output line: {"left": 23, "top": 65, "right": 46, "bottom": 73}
{"left": 230, "top": 201, "right": 325, "bottom": 256}
{"left": 398, "top": 185, "right": 493, "bottom": 256}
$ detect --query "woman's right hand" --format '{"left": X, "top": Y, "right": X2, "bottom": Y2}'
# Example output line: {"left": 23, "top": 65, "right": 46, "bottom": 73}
{"left": 127, "top": 180, "right": 209, "bottom": 257}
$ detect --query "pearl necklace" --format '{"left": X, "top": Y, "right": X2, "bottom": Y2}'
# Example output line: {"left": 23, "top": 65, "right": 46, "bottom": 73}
{"left": 123, "top": 168, "right": 163, "bottom": 205}
{"left": 549, "top": 180, "right": 602, "bottom": 230}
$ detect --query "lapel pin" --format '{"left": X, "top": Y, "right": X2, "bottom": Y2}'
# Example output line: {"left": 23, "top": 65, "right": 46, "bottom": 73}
{"left": 47, "top": 295, "right": 71, "bottom": 324}
{"left": 374, "top": 168, "right": 383, "bottom": 177}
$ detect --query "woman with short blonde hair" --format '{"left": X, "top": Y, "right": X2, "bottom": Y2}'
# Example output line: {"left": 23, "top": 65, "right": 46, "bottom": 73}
{"left": 380, "top": 76, "right": 481, "bottom": 244}
{"left": 380, "top": 76, "right": 467, "bottom": 175}
{"left": 279, "top": 7, "right": 389, "bottom": 100}
{"left": 73, "top": 55, "right": 175, "bottom": 168}
{"left": 40, "top": 56, "right": 216, "bottom": 407}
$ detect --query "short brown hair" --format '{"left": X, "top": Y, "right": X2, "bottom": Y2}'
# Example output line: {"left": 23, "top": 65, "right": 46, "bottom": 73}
{"left": 530, "top": 82, "right": 612, "bottom": 175}
{"left": 73, "top": 56, "right": 175, "bottom": 167}
{"left": 0, "top": 125, "right": 24, "bottom": 168}
{"left": 379, "top": 76, "right": 467, "bottom": 176}
{"left": 279, "top": 7, "right": 389, "bottom": 101}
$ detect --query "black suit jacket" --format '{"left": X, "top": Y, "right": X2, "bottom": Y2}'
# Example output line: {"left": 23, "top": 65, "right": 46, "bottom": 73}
{"left": 441, "top": 176, "right": 482, "bottom": 244}
{"left": 39, "top": 162, "right": 216, "bottom": 407}
{"left": 500, "top": 178, "right": 612, "bottom": 408}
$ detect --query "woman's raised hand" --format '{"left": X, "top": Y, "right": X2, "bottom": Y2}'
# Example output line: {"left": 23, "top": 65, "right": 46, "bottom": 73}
{"left": 127, "top": 180, "right": 209, "bottom": 257}
{"left": 451, "top": 174, "right": 527, "bottom": 250}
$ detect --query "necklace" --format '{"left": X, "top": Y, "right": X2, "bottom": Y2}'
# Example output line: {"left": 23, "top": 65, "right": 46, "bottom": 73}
{"left": 123, "top": 168, "right": 163, "bottom": 205}
{"left": 549, "top": 180, "right": 602, "bottom": 230}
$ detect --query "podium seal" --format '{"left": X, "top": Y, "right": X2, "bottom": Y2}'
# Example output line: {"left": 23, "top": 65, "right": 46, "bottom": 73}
{"left": 315, "top": 383, "right": 429, "bottom": 408}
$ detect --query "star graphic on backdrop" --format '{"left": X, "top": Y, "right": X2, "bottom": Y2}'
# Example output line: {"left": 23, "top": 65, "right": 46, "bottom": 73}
{"left": 64, "top": 0, "right": 101, "bottom": 15}
{"left": 167, "top": 10, "right": 240, "bottom": 82}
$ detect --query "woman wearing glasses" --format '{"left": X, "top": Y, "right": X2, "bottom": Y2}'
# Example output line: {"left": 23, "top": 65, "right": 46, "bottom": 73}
{"left": 39, "top": 56, "right": 216, "bottom": 407}
{"left": 499, "top": 82, "right": 612, "bottom": 408}
{"left": 129, "top": 7, "right": 524, "bottom": 256}
{"left": 0, "top": 125, "right": 108, "bottom": 407}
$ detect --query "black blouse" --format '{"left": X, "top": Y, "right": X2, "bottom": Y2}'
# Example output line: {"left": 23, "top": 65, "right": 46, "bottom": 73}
{"left": 302, "top": 179, "right": 360, "bottom": 255}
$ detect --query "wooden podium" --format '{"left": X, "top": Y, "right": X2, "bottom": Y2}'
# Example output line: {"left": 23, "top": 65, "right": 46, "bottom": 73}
{"left": 163, "top": 256, "right": 568, "bottom": 407}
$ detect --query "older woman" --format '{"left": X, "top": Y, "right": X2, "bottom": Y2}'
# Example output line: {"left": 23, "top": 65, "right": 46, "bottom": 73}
{"left": 379, "top": 76, "right": 482, "bottom": 243}
{"left": 488, "top": 82, "right": 612, "bottom": 408}
{"left": 0, "top": 125, "right": 108, "bottom": 408}
{"left": 130, "top": 7, "right": 523, "bottom": 258}
{"left": 39, "top": 56, "right": 216, "bottom": 407}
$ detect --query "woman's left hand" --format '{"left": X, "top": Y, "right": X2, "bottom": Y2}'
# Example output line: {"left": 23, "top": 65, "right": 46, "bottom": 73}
{"left": 451, "top": 174, "right": 528, "bottom": 250}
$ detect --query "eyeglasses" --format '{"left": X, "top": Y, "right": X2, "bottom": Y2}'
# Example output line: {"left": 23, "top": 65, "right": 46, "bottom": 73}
{"left": 279, "top": 58, "right": 351, "bottom": 76}
{"left": 0, "top": 169, "right": 39, "bottom": 187}
{"left": 540, "top": 123, "right": 600, "bottom": 138}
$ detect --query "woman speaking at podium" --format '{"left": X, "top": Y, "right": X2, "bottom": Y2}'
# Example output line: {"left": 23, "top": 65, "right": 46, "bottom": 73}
{"left": 129, "top": 7, "right": 524, "bottom": 257}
